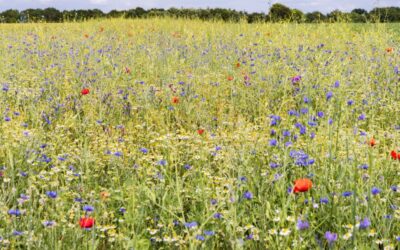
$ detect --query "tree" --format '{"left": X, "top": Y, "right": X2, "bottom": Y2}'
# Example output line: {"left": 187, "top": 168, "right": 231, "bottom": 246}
{"left": 43, "top": 8, "right": 62, "bottom": 22}
{"left": 291, "top": 9, "right": 305, "bottom": 22}
{"left": 305, "top": 11, "right": 326, "bottom": 23}
{"left": 268, "top": 3, "right": 292, "bottom": 21}
{"left": 0, "top": 9, "right": 20, "bottom": 23}
{"left": 351, "top": 8, "right": 368, "bottom": 15}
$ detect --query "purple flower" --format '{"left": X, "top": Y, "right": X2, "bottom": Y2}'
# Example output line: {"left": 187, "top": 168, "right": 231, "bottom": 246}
{"left": 269, "top": 139, "right": 278, "bottom": 147}
{"left": 358, "top": 114, "right": 366, "bottom": 121}
{"left": 196, "top": 235, "right": 205, "bottom": 241}
{"left": 320, "top": 197, "right": 329, "bottom": 204}
{"left": 184, "top": 221, "right": 198, "bottom": 228}
{"left": 371, "top": 187, "right": 381, "bottom": 195}
{"left": 157, "top": 159, "right": 167, "bottom": 166}
{"left": 326, "top": 91, "right": 333, "bottom": 100}
{"left": 204, "top": 230, "right": 215, "bottom": 236}
{"left": 317, "top": 111, "right": 324, "bottom": 118}
{"left": 8, "top": 209, "right": 21, "bottom": 216}
{"left": 213, "top": 213, "right": 222, "bottom": 219}
{"left": 304, "top": 97, "right": 310, "bottom": 103}
{"left": 283, "top": 130, "right": 291, "bottom": 137}
{"left": 296, "top": 219, "right": 310, "bottom": 230}
{"left": 83, "top": 205, "right": 94, "bottom": 212}
{"left": 140, "top": 147, "right": 148, "bottom": 154}
{"left": 291, "top": 75, "right": 301, "bottom": 84}
{"left": 359, "top": 217, "right": 371, "bottom": 229}
{"left": 391, "top": 185, "right": 398, "bottom": 192}
{"left": 46, "top": 191, "right": 57, "bottom": 199}
{"left": 324, "top": 231, "right": 338, "bottom": 244}
{"left": 347, "top": 100, "right": 354, "bottom": 106}
{"left": 43, "top": 220, "right": 56, "bottom": 227}
{"left": 342, "top": 191, "right": 353, "bottom": 197}
{"left": 243, "top": 191, "right": 253, "bottom": 200}
{"left": 270, "top": 162, "right": 279, "bottom": 169}
{"left": 334, "top": 81, "right": 340, "bottom": 88}
{"left": 12, "top": 230, "right": 23, "bottom": 236}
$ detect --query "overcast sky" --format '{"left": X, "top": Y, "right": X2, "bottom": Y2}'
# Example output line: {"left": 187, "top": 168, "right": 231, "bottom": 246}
{"left": 0, "top": 0, "right": 399, "bottom": 14}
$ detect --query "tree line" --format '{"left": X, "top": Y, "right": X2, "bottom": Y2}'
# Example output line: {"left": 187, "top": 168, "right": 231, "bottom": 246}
{"left": 0, "top": 4, "right": 400, "bottom": 23}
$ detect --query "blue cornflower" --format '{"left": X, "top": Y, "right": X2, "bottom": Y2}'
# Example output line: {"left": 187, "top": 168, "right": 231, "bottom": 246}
{"left": 46, "top": 191, "right": 57, "bottom": 199}
{"left": 358, "top": 164, "right": 368, "bottom": 170}
{"left": 288, "top": 110, "right": 298, "bottom": 116}
{"left": 359, "top": 217, "right": 371, "bottom": 229}
{"left": 326, "top": 91, "right": 333, "bottom": 100}
{"left": 8, "top": 209, "right": 21, "bottom": 216}
{"left": 347, "top": 100, "right": 354, "bottom": 106}
{"left": 270, "top": 129, "right": 276, "bottom": 136}
{"left": 243, "top": 191, "right": 253, "bottom": 200}
{"left": 43, "top": 220, "right": 56, "bottom": 227}
{"left": 196, "top": 235, "right": 205, "bottom": 241}
{"left": 285, "top": 141, "right": 293, "bottom": 147}
{"left": 300, "top": 108, "right": 308, "bottom": 114}
{"left": 140, "top": 147, "right": 148, "bottom": 154}
{"left": 296, "top": 219, "right": 310, "bottom": 230}
{"left": 328, "top": 118, "right": 333, "bottom": 125}
{"left": 270, "top": 162, "right": 279, "bottom": 169}
{"left": 12, "top": 231, "right": 23, "bottom": 236}
{"left": 213, "top": 213, "right": 222, "bottom": 219}
{"left": 317, "top": 111, "right": 324, "bottom": 118}
{"left": 119, "top": 207, "right": 126, "bottom": 214}
{"left": 269, "top": 139, "right": 278, "bottom": 146}
{"left": 157, "top": 159, "right": 167, "bottom": 166}
{"left": 283, "top": 130, "right": 291, "bottom": 137}
{"left": 204, "top": 230, "right": 215, "bottom": 236}
{"left": 184, "top": 221, "right": 198, "bottom": 229}
{"left": 114, "top": 151, "right": 123, "bottom": 157}
{"left": 83, "top": 205, "right": 94, "bottom": 212}
{"left": 324, "top": 231, "right": 337, "bottom": 244}
{"left": 210, "top": 199, "right": 217, "bottom": 205}
{"left": 320, "top": 197, "right": 329, "bottom": 204}
{"left": 342, "top": 191, "right": 353, "bottom": 197}
{"left": 371, "top": 187, "right": 381, "bottom": 195}
{"left": 391, "top": 185, "right": 398, "bottom": 192}
{"left": 358, "top": 114, "right": 366, "bottom": 120}
{"left": 304, "top": 97, "right": 310, "bottom": 103}
{"left": 290, "top": 150, "right": 314, "bottom": 166}
{"left": 334, "top": 81, "right": 340, "bottom": 88}
{"left": 184, "top": 164, "right": 192, "bottom": 170}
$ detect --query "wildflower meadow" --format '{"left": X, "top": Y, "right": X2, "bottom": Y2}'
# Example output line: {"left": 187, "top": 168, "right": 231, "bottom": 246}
{"left": 0, "top": 19, "right": 399, "bottom": 249}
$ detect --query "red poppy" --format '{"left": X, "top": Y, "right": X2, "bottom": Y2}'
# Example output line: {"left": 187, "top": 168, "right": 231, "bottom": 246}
{"left": 79, "top": 217, "right": 95, "bottom": 229}
{"left": 197, "top": 129, "right": 205, "bottom": 135}
{"left": 172, "top": 96, "right": 179, "bottom": 104}
{"left": 84, "top": 34, "right": 89, "bottom": 39}
{"left": 81, "top": 88, "right": 90, "bottom": 95}
{"left": 369, "top": 138, "right": 376, "bottom": 147}
{"left": 386, "top": 47, "right": 394, "bottom": 53}
{"left": 227, "top": 76, "right": 234, "bottom": 81}
{"left": 391, "top": 150, "right": 398, "bottom": 160}
{"left": 236, "top": 62, "right": 240, "bottom": 68}
{"left": 293, "top": 178, "right": 312, "bottom": 193}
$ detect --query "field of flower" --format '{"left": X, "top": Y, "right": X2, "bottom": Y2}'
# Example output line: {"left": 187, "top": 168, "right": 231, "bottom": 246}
{"left": 0, "top": 18, "right": 399, "bottom": 249}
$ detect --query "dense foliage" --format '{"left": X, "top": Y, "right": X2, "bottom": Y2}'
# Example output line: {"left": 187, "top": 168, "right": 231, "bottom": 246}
{"left": 1, "top": 4, "right": 400, "bottom": 23}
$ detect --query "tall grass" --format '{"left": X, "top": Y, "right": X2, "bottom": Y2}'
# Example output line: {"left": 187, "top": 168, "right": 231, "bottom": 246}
{"left": 0, "top": 18, "right": 398, "bottom": 249}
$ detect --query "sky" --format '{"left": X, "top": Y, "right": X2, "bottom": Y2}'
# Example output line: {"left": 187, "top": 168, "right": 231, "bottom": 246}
{"left": 0, "top": 0, "right": 399, "bottom": 14}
